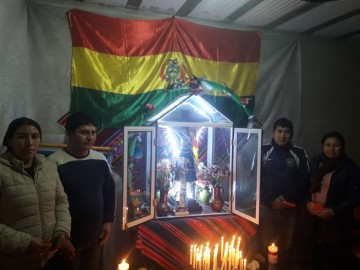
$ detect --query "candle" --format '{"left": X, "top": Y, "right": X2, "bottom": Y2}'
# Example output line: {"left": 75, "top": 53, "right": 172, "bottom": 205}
{"left": 221, "top": 237, "right": 224, "bottom": 261}
{"left": 268, "top": 243, "right": 278, "bottom": 265}
{"left": 239, "top": 251, "right": 243, "bottom": 270}
{"left": 194, "top": 244, "right": 197, "bottom": 268}
{"left": 228, "top": 246, "right": 232, "bottom": 270}
{"left": 232, "top": 248, "right": 236, "bottom": 270}
{"left": 206, "top": 248, "right": 211, "bottom": 270}
{"left": 190, "top": 245, "right": 193, "bottom": 266}
{"left": 118, "top": 259, "right": 129, "bottom": 270}
{"left": 220, "top": 248, "right": 227, "bottom": 270}
{"left": 197, "top": 252, "right": 202, "bottom": 270}
{"left": 213, "top": 245, "right": 218, "bottom": 270}
{"left": 237, "top": 237, "right": 241, "bottom": 251}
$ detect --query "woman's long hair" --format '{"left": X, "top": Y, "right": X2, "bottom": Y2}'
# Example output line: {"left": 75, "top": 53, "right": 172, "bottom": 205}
{"left": 309, "top": 132, "right": 345, "bottom": 193}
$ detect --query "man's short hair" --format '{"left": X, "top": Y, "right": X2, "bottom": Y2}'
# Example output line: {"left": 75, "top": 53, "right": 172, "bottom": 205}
{"left": 65, "top": 112, "right": 96, "bottom": 133}
{"left": 273, "top": 118, "right": 293, "bottom": 134}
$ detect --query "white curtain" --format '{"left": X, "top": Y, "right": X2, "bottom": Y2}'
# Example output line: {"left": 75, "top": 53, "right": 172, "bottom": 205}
{"left": 254, "top": 34, "right": 301, "bottom": 143}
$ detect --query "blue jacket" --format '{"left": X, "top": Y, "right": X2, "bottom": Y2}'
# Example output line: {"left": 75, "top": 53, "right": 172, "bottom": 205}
{"left": 309, "top": 154, "right": 360, "bottom": 216}
{"left": 304, "top": 154, "right": 360, "bottom": 245}
{"left": 261, "top": 139, "right": 310, "bottom": 207}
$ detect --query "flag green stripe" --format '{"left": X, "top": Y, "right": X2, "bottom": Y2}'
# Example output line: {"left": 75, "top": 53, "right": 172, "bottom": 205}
{"left": 70, "top": 87, "right": 253, "bottom": 128}
{"left": 71, "top": 87, "right": 189, "bottom": 127}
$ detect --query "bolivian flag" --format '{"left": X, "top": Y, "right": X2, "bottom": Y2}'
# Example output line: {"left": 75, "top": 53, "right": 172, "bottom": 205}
{"left": 67, "top": 9, "right": 262, "bottom": 128}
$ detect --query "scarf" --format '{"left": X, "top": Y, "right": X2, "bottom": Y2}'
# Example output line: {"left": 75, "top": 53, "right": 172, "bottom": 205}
{"left": 309, "top": 153, "right": 344, "bottom": 193}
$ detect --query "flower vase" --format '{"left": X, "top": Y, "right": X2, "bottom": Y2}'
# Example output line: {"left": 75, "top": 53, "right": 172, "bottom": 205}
{"left": 199, "top": 187, "right": 211, "bottom": 204}
{"left": 156, "top": 188, "right": 171, "bottom": 216}
{"left": 210, "top": 186, "right": 224, "bottom": 212}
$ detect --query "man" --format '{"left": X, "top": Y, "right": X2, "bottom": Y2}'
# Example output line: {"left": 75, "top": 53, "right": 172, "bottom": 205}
{"left": 259, "top": 118, "right": 310, "bottom": 270}
{"left": 49, "top": 112, "right": 115, "bottom": 270}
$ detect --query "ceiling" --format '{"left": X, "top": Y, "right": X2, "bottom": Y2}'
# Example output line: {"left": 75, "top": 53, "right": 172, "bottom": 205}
{"left": 71, "top": 0, "right": 360, "bottom": 41}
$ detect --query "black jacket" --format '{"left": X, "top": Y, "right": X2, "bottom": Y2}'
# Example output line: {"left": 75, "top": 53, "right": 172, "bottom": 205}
{"left": 306, "top": 154, "right": 360, "bottom": 245}
{"left": 261, "top": 140, "right": 310, "bottom": 206}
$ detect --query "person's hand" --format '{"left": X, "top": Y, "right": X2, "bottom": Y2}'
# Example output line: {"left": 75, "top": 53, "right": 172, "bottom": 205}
{"left": 306, "top": 202, "right": 318, "bottom": 215}
{"left": 316, "top": 208, "right": 334, "bottom": 219}
{"left": 307, "top": 202, "right": 334, "bottom": 219}
{"left": 99, "top": 222, "right": 113, "bottom": 246}
{"left": 58, "top": 240, "right": 76, "bottom": 261}
{"left": 271, "top": 195, "right": 285, "bottom": 210}
{"left": 51, "top": 233, "right": 68, "bottom": 249}
{"left": 27, "top": 237, "right": 52, "bottom": 255}
{"left": 44, "top": 246, "right": 58, "bottom": 261}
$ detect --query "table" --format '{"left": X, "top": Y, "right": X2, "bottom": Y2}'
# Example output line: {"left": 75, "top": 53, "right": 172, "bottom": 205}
{"left": 136, "top": 214, "right": 257, "bottom": 270}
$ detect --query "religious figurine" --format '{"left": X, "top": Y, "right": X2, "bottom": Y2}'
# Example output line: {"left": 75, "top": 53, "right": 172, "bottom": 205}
{"left": 174, "top": 128, "right": 197, "bottom": 214}
{"left": 175, "top": 157, "right": 189, "bottom": 213}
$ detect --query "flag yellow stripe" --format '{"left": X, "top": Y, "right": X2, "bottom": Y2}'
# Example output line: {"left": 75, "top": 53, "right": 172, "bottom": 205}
{"left": 71, "top": 47, "right": 259, "bottom": 96}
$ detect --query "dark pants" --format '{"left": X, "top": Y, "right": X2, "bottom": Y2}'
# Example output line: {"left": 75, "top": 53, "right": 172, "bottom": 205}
{"left": 259, "top": 205, "right": 298, "bottom": 270}
{"left": 311, "top": 242, "right": 356, "bottom": 270}
{"left": 294, "top": 204, "right": 357, "bottom": 270}
{"left": 51, "top": 243, "right": 101, "bottom": 270}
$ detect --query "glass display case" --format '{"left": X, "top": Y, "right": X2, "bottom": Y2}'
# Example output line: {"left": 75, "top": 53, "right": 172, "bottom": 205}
{"left": 232, "top": 128, "right": 262, "bottom": 224}
{"left": 122, "top": 94, "right": 262, "bottom": 229}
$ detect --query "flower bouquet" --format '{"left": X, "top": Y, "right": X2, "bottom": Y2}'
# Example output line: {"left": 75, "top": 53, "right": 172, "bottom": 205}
{"left": 198, "top": 162, "right": 230, "bottom": 188}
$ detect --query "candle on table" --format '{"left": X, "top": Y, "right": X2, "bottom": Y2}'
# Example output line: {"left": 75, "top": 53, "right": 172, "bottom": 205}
{"left": 202, "top": 247, "right": 207, "bottom": 270}
{"left": 221, "top": 236, "right": 224, "bottom": 261}
{"left": 207, "top": 249, "right": 211, "bottom": 270}
{"left": 190, "top": 245, "right": 193, "bottom": 266}
{"left": 118, "top": 259, "right": 129, "bottom": 270}
{"left": 268, "top": 243, "right": 278, "bottom": 265}
{"left": 194, "top": 244, "right": 197, "bottom": 267}
{"left": 197, "top": 251, "right": 202, "bottom": 270}
{"left": 232, "top": 248, "right": 236, "bottom": 269}
{"left": 220, "top": 247, "right": 228, "bottom": 270}
{"left": 237, "top": 237, "right": 241, "bottom": 251}
{"left": 213, "top": 244, "right": 218, "bottom": 270}
{"left": 228, "top": 246, "right": 232, "bottom": 270}
{"left": 244, "top": 258, "right": 247, "bottom": 270}
{"left": 239, "top": 251, "right": 243, "bottom": 270}
{"left": 225, "top": 245, "right": 229, "bottom": 269}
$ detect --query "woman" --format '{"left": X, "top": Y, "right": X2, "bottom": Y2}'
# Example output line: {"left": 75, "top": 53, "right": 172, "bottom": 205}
{"left": 303, "top": 132, "right": 360, "bottom": 269}
{"left": 0, "top": 117, "right": 71, "bottom": 270}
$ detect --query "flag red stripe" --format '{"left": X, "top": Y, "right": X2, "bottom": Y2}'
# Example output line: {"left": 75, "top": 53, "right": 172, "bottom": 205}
{"left": 68, "top": 9, "right": 262, "bottom": 62}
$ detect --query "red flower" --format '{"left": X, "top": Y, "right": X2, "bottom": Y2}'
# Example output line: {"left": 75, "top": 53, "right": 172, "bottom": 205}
{"left": 241, "top": 98, "right": 249, "bottom": 105}
{"left": 145, "top": 103, "right": 155, "bottom": 111}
